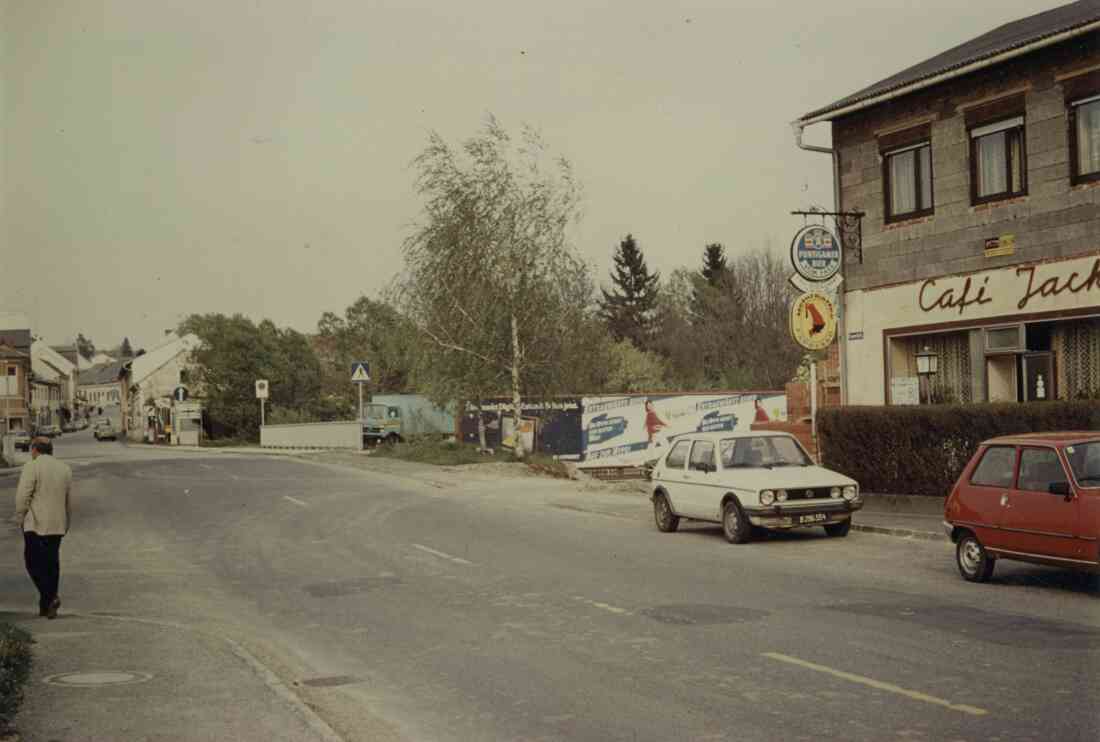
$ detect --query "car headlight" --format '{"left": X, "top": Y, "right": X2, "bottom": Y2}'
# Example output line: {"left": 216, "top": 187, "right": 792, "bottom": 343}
{"left": 760, "top": 490, "right": 775, "bottom": 505}
{"left": 843, "top": 486, "right": 858, "bottom": 501}
{"left": 776, "top": 489, "right": 788, "bottom": 502}
{"left": 830, "top": 487, "right": 842, "bottom": 499}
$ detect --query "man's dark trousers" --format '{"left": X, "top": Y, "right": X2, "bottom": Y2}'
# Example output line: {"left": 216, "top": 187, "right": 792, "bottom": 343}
{"left": 23, "top": 532, "right": 63, "bottom": 613}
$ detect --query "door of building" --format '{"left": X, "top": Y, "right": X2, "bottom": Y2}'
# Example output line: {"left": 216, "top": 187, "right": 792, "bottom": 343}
{"left": 986, "top": 355, "right": 1018, "bottom": 402}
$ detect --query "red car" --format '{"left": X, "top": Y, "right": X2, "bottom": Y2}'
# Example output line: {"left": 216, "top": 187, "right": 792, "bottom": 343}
{"left": 944, "top": 432, "right": 1100, "bottom": 582}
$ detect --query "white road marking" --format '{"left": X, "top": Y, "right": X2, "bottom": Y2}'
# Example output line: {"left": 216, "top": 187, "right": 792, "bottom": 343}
{"left": 412, "top": 543, "right": 473, "bottom": 565}
{"left": 283, "top": 496, "right": 309, "bottom": 508}
{"left": 199, "top": 463, "right": 214, "bottom": 470}
{"left": 762, "top": 652, "right": 989, "bottom": 716}
{"left": 572, "top": 595, "right": 633, "bottom": 616}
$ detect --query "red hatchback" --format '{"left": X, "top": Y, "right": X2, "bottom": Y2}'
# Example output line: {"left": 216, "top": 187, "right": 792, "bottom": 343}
{"left": 944, "top": 432, "right": 1100, "bottom": 582}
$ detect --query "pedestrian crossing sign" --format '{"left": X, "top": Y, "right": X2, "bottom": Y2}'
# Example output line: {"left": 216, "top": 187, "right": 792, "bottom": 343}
{"left": 351, "top": 361, "right": 371, "bottom": 383}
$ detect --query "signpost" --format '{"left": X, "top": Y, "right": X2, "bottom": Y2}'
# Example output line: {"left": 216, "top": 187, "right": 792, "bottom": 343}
{"left": 788, "top": 224, "right": 844, "bottom": 453}
{"left": 173, "top": 386, "right": 189, "bottom": 403}
{"left": 255, "top": 379, "right": 269, "bottom": 428}
{"left": 351, "top": 361, "right": 371, "bottom": 422}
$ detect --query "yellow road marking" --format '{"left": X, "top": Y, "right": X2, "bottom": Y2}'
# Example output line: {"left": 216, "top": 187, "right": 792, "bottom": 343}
{"left": 762, "top": 652, "right": 988, "bottom": 717}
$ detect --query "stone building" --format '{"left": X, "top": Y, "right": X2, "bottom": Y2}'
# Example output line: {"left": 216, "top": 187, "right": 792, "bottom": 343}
{"left": 795, "top": 1, "right": 1100, "bottom": 405}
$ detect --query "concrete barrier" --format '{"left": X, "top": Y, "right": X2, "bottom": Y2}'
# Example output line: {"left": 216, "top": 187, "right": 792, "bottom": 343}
{"left": 260, "top": 421, "right": 361, "bottom": 450}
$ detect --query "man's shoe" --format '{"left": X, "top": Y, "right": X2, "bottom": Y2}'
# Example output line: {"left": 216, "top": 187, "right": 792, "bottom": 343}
{"left": 46, "top": 597, "right": 60, "bottom": 620}
{"left": 38, "top": 605, "right": 48, "bottom": 617}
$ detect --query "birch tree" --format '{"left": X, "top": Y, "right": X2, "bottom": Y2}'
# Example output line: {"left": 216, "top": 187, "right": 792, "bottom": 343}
{"left": 399, "top": 117, "right": 587, "bottom": 458}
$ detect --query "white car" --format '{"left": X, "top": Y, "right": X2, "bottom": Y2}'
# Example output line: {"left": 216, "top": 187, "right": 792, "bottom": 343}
{"left": 650, "top": 431, "right": 861, "bottom": 543}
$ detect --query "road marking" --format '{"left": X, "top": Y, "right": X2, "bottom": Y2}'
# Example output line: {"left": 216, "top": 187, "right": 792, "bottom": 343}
{"left": 572, "top": 595, "right": 633, "bottom": 616}
{"left": 762, "top": 652, "right": 989, "bottom": 717}
{"left": 283, "top": 496, "right": 309, "bottom": 508}
{"left": 412, "top": 543, "right": 473, "bottom": 565}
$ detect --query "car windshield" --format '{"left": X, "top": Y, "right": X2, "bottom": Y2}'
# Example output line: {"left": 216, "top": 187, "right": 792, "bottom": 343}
{"left": 364, "top": 404, "right": 388, "bottom": 418}
{"left": 720, "top": 436, "right": 811, "bottom": 469}
{"left": 1066, "top": 441, "right": 1100, "bottom": 486}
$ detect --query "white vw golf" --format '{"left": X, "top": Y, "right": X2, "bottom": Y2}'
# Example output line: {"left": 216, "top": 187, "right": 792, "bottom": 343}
{"left": 650, "top": 431, "right": 861, "bottom": 543}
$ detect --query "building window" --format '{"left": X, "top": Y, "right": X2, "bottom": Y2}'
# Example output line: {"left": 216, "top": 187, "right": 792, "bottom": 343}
{"left": 885, "top": 142, "right": 933, "bottom": 221}
{"left": 1070, "top": 95, "right": 1100, "bottom": 185}
{"left": 970, "top": 116, "right": 1026, "bottom": 203}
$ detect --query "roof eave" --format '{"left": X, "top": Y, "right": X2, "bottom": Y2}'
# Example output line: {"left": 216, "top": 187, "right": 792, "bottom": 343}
{"left": 795, "top": 18, "right": 1100, "bottom": 128}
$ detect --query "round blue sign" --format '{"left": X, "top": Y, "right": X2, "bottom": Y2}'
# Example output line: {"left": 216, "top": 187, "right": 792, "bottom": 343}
{"left": 790, "top": 226, "right": 842, "bottom": 282}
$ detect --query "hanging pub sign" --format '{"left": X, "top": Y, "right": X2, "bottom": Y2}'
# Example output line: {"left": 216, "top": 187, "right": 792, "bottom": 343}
{"left": 790, "top": 292, "right": 838, "bottom": 351}
{"left": 790, "top": 225, "right": 842, "bottom": 283}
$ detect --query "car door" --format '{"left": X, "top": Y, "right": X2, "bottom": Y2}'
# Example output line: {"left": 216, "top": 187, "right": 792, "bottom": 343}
{"left": 658, "top": 440, "right": 692, "bottom": 517}
{"left": 959, "top": 445, "right": 1017, "bottom": 550}
{"left": 1001, "top": 446, "right": 1081, "bottom": 562}
{"left": 684, "top": 440, "right": 719, "bottom": 521}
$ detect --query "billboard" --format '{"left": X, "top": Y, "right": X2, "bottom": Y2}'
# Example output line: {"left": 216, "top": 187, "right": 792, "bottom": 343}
{"left": 580, "top": 392, "right": 787, "bottom": 466}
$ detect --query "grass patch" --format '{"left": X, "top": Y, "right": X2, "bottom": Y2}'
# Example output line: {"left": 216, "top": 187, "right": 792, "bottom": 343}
{"left": 371, "top": 438, "right": 495, "bottom": 466}
{"left": 0, "top": 622, "right": 33, "bottom": 732}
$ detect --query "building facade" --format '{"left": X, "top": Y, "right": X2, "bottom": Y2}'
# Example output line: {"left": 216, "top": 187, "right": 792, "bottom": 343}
{"left": 122, "top": 333, "right": 202, "bottom": 443}
{"left": 0, "top": 345, "right": 31, "bottom": 433}
{"left": 796, "top": 3, "right": 1100, "bottom": 406}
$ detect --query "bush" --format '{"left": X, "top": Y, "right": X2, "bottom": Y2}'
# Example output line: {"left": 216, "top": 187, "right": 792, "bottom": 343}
{"left": 818, "top": 401, "right": 1100, "bottom": 497}
{"left": 0, "top": 622, "right": 33, "bottom": 731}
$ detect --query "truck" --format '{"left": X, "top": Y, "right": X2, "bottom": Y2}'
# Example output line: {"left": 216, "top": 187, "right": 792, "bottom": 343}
{"left": 362, "top": 394, "right": 456, "bottom": 445}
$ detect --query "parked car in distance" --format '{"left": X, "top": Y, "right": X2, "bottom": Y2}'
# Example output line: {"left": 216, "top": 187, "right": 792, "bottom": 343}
{"left": 12, "top": 430, "right": 31, "bottom": 452}
{"left": 62, "top": 422, "right": 77, "bottom": 433}
{"left": 945, "top": 432, "right": 1100, "bottom": 583}
{"left": 93, "top": 421, "right": 117, "bottom": 441}
{"left": 39, "top": 424, "right": 62, "bottom": 438}
{"left": 650, "top": 431, "right": 862, "bottom": 543}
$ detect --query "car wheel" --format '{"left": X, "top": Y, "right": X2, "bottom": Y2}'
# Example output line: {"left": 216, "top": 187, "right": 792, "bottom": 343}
{"left": 956, "top": 533, "right": 995, "bottom": 583}
{"left": 385, "top": 434, "right": 400, "bottom": 446}
{"left": 721, "top": 500, "right": 752, "bottom": 544}
{"left": 653, "top": 493, "right": 680, "bottom": 533}
{"left": 824, "top": 519, "right": 852, "bottom": 538}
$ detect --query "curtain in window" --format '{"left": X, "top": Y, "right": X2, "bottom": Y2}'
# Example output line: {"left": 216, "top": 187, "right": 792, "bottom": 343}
{"left": 898, "top": 332, "right": 972, "bottom": 403}
{"left": 1077, "top": 101, "right": 1100, "bottom": 177}
{"left": 889, "top": 149, "right": 917, "bottom": 214}
{"left": 919, "top": 146, "right": 932, "bottom": 208}
{"left": 1054, "top": 319, "right": 1100, "bottom": 399}
{"left": 976, "top": 132, "right": 1007, "bottom": 197}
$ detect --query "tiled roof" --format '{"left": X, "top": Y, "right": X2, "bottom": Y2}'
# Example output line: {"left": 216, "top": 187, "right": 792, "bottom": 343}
{"left": 80, "top": 361, "right": 124, "bottom": 386}
{"left": 800, "top": 0, "right": 1100, "bottom": 121}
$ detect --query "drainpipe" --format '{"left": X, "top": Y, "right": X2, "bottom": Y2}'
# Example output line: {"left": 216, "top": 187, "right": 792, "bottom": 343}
{"left": 792, "top": 120, "right": 847, "bottom": 406}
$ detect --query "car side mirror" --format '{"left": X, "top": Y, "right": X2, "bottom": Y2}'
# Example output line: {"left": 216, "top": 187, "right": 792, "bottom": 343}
{"left": 1049, "top": 481, "right": 1071, "bottom": 498}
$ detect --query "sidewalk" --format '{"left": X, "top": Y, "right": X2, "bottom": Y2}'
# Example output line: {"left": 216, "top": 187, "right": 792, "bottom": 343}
{"left": 0, "top": 607, "right": 341, "bottom": 742}
{"left": 852, "top": 494, "right": 947, "bottom": 541}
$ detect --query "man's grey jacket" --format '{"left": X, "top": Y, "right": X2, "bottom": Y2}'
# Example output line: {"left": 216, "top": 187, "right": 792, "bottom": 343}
{"left": 14, "top": 454, "right": 72, "bottom": 535}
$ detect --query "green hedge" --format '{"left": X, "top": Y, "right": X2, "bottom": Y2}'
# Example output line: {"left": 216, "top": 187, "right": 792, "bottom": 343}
{"left": 818, "top": 401, "right": 1100, "bottom": 497}
{"left": 0, "top": 622, "right": 33, "bottom": 730}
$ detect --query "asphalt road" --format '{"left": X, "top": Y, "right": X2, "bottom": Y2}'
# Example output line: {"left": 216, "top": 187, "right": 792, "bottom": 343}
{"left": 3, "top": 433, "right": 1099, "bottom": 741}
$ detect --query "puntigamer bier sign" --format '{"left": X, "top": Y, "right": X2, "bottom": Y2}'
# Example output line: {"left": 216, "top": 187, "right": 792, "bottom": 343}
{"left": 918, "top": 256, "right": 1100, "bottom": 316}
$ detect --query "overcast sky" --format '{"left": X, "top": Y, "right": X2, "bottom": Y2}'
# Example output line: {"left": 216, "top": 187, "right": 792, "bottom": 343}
{"left": 2, "top": 0, "right": 1067, "bottom": 351}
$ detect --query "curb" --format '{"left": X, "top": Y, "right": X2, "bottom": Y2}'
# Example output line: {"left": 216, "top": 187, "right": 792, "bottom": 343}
{"left": 851, "top": 523, "right": 946, "bottom": 542}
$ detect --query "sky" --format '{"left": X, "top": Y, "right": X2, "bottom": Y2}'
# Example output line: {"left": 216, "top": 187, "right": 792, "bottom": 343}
{"left": 1, "top": 0, "right": 1069, "bottom": 351}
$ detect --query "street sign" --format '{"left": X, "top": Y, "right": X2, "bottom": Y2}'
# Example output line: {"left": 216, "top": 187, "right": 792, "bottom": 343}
{"left": 351, "top": 361, "right": 371, "bottom": 383}
{"left": 255, "top": 379, "right": 269, "bottom": 399}
{"left": 173, "top": 386, "right": 189, "bottom": 403}
{"left": 790, "top": 292, "right": 838, "bottom": 351}
{"left": 790, "top": 225, "right": 842, "bottom": 282}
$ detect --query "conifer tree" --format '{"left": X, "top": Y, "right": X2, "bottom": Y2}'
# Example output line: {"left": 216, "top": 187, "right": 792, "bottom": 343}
{"left": 598, "top": 234, "right": 660, "bottom": 349}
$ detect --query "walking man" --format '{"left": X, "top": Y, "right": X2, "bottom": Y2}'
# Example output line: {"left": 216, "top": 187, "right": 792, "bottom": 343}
{"left": 12, "top": 437, "right": 72, "bottom": 619}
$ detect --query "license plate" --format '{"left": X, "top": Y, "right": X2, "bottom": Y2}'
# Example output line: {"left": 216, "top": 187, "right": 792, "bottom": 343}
{"left": 797, "top": 513, "right": 828, "bottom": 524}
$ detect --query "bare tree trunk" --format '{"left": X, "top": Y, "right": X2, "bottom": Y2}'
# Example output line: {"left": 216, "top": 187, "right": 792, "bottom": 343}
{"left": 510, "top": 313, "right": 525, "bottom": 459}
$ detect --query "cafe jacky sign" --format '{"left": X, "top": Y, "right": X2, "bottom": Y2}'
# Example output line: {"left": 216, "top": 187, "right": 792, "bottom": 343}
{"left": 917, "top": 255, "right": 1100, "bottom": 317}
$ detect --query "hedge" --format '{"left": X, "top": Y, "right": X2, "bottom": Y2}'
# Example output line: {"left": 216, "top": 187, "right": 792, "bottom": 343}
{"left": 0, "top": 622, "right": 33, "bottom": 731}
{"left": 818, "top": 401, "right": 1100, "bottom": 497}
